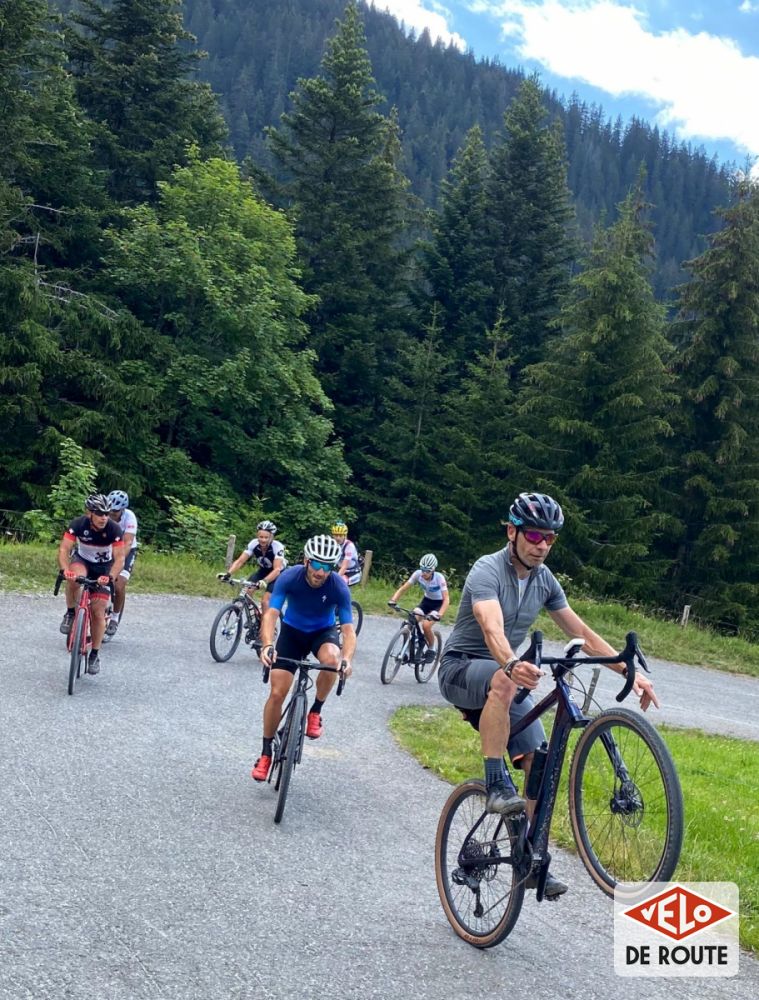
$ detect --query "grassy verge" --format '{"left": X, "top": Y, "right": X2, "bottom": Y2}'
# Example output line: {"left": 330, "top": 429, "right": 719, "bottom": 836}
{"left": 390, "top": 704, "right": 759, "bottom": 953}
{"left": 4, "top": 541, "right": 759, "bottom": 675}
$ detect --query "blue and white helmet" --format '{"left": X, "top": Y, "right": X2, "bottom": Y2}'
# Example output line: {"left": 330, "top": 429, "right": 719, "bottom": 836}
{"left": 107, "top": 490, "right": 129, "bottom": 512}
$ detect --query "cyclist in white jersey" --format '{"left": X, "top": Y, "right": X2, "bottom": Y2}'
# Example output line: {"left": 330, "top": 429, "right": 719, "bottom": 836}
{"left": 105, "top": 490, "right": 138, "bottom": 637}
{"left": 388, "top": 553, "right": 449, "bottom": 663}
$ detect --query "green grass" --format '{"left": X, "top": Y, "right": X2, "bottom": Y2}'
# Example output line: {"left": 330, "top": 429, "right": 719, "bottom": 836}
{"left": 389, "top": 705, "right": 759, "bottom": 953}
{"left": 5, "top": 539, "right": 759, "bottom": 675}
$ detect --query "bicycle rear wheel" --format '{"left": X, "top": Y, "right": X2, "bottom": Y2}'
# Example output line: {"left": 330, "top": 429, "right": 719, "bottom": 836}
{"left": 380, "top": 626, "right": 409, "bottom": 685}
{"left": 414, "top": 629, "right": 442, "bottom": 683}
{"left": 351, "top": 600, "right": 363, "bottom": 636}
{"left": 435, "top": 780, "right": 525, "bottom": 948}
{"left": 274, "top": 696, "right": 306, "bottom": 825}
{"left": 209, "top": 603, "right": 242, "bottom": 662}
{"left": 569, "top": 707, "right": 683, "bottom": 895}
{"left": 68, "top": 608, "right": 88, "bottom": 696}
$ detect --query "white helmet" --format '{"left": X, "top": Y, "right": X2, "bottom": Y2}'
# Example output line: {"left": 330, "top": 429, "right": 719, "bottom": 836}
{"left": 419, "top": 553, "right": 438, "bottom": 571}
{"left": 107, "top": 490, "right": 129, "bottom": 511}
{"left": 257, "top": 519, "right": 277, "bottom": 534}
{"left": 304, "top": 534, "right": 342, "bottom": 565}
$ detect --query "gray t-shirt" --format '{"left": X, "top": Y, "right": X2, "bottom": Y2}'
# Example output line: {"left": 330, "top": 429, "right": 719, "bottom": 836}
{"left": 443, "top": 546, "right": 568, "bottom": 659}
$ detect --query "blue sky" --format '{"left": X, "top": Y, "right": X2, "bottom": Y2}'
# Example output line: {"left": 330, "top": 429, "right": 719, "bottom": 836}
{"left": 373, "top": 1, "right": 759, "bottom": 173}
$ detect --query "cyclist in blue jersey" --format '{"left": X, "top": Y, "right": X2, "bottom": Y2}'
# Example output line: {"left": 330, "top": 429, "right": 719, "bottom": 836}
{"left": 389, "top": 553, "right": 450, "bottom": 663}
{"left": 252, "top": 534, "right": 357, "bottom": 782}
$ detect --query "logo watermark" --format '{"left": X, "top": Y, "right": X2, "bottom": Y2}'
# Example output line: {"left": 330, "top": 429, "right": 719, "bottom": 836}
{"left": 614, "top": 882, "right": 739, "bottom": 977}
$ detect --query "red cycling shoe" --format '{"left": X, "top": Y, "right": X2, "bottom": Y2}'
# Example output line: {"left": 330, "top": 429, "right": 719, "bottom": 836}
{"left": 306, "top": 712, "right": 323, "bottom": 740}
{"left": 251, "top": 755, "right": 272, "bottom": 782}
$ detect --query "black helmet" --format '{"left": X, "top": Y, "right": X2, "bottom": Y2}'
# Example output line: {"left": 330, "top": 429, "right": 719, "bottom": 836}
{"left": 508, "top": 492, "right": 564, "bottom": 532}
{"left": 85, "top": 493, "right": 111, "bottom": 515}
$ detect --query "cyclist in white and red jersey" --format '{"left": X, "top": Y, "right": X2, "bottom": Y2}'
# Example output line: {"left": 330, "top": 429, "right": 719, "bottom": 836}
{"left": 330, "top": 521, "right": 362, "bottom": 586}
{"left": 389, "top": 553, "right": 450, "bottom": 663}
{"left": 58, "top": 494, "right": 125, "bottom": 674}
{"left": 105, "top": 490, "right": 137, "bottom": 637}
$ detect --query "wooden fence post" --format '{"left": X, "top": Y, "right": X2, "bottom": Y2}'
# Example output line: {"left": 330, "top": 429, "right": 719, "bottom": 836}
{"left": 225, "top": 534, "right": 236, "bottom": 570}
{"left": 360, "top": 549, "right": 373, "bottom": 585}
{"left": 680, "top": 604, "right": 691, "bottom": 628}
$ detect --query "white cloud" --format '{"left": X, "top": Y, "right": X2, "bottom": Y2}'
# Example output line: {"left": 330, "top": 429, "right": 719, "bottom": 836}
{"left": 739, "top": 1, "right": 759, "bottom": 13}
{"left": 476, "top": 1, "right": 759, "bottom": 168}
{"left": 374, "top": 1, "right": 468, "bottom": 49}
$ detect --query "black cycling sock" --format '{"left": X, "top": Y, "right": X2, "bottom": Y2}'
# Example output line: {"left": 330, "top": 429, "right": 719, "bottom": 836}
{"left": 262, "top": 737, "right": 273, "bottom": 756}
{"left": 67, "top": 607, "right": 75, "bottom": 615}
{"left": 89, "top": 648, "right": 100, "bottom": 659}
{"left": 310, "top": 698, "right": 324, "bottom": 715}
{"left": 484, "top": 757, "right": 504, "bottom": 789}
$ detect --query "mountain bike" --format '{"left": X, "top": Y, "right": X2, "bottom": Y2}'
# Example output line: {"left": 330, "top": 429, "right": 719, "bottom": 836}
{"left": 54, "top": 571, "right": 112, "bottom": 696}
{"left": 435, "top": 631, "right": 684, "bottom": 948}
{"left": 381, "top": 604, "right": 442, "bottom": 684}
{"left": 210, "top": 576, "right": 264, "bottom": 662}
{"left": 261, "top": 656, "right": 347, "bottom": 824}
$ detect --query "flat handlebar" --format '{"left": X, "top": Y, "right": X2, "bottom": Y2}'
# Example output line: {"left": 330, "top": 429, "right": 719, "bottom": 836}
{"left": 387, "top": 602, "right": 440, "bottom": 622}
{"left": 260, "top": 655, "right": 348, "bottom": 696}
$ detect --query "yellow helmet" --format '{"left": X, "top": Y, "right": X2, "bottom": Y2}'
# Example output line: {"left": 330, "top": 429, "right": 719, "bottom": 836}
{"left": 331, "top": 521, "right": 348, "bottom": 537}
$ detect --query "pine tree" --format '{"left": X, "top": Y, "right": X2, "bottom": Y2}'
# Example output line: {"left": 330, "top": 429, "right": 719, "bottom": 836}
{"left": 488, "top": 76, "right": 577, "bottom": 370}
{"left": 265, "top": 1, "right": 411, "bottom": 494}
{"left": 67, "top": 0, "right": 227, "bottom": 205}
{"left": 362, "top": 304, "right": 453, "bottom": 562}
{"left": 438, "top": 311, "right": 520, "bottom": 564}
{"left": 670, "top": 178, "right": 759, "bottom": 626}
{"left": 514, "top": 184, "right": 676, "bottom": 598}
{"left": 422, "top": 125, "right": 494, "bottom": 361}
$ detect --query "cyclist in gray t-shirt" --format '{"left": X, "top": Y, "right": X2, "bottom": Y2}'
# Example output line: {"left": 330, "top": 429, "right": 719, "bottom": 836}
{"left": 438, "top": 491, "right": 659, "bottom": 899}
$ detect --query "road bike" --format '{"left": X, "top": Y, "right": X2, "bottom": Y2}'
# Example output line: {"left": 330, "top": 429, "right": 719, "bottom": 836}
{"left": 54, "top": 571, "right": 112, "bottom": 696}
{"left": 260, "top": 656, "right": 346, "bottom": 824}
{"left": 210, "top": 576, "right": 264, "bottom": 662}
{"left": 435, "top": 630, "right": 684, "bottom": 948}
{"left": 381, "top": 604, "right": 442, "bottom": 684}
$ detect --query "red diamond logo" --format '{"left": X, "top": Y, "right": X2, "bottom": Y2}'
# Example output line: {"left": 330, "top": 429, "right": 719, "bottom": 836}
{"left": 623, "top": 885, "right": 735, "bottom": 941}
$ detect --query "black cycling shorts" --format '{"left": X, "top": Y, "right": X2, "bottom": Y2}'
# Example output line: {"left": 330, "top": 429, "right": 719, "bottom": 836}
{"left": 274, "top": 621, "right": 341, "bottom": 672}
{"left": 248, "top": 567, "right": 276, "bottom": 593}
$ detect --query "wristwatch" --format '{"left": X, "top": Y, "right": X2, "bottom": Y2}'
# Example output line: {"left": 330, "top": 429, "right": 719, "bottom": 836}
{"left": 502, "top": 657, "right": 520, "bottom": 678}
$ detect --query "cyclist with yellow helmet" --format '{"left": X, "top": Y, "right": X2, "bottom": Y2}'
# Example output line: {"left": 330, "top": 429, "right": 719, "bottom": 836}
{"left": 330, "top": 521, "right": 362, "bottom": 587}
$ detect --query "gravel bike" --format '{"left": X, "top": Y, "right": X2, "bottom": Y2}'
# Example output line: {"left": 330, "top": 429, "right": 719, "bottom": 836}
{"left": 210, "top": 576, "right": 264, "bottom": 662}
{"left": 381, "top": 604, "right": 442, "bottom": 684}
{"left": 55, "top": 571, "right": 112, "bottom": 696}
{"left": 261, "top": 656, "right": 346, "bottom": 824}
{"left": 435, "top": 630, "right": 683, "bottom": 948}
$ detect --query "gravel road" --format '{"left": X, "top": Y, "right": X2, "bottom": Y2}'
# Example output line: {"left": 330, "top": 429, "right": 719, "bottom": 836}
{"left": 1, "top": 592, "right": 756, "bottom": 999}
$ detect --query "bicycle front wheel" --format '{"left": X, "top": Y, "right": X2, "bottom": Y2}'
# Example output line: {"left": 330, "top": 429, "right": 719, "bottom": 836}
{"left": 210, "top": 603, "right": 242, "bottom": 662}
{"left": 274, "top": 696, "right": 306, "bottom": 825}
{"left": 380, "top": 626, "right": 409, "bottom": 685}
{"left": 351, "top": 600, "right": 363, "bottom": 636}
{"left": 435, "top": 780, "right": 525, "bottom": 948}
{"left": 415, "top": 629, "right": 442, "bottom": 684}
{"left": 68, "top": 608, "right": 88, "bottom": 696}
{"left": 569, "top": 707, "right": 683, "bottom": 895}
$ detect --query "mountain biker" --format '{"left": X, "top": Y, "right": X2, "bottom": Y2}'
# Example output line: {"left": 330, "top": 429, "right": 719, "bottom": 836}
{"left": 105, "top": 489, "right": 137, "bottom": 638}
{"left": 437, "top": 491, "right": 659, "bottom": 899}
{"left": 58, "top": 494, "right": 125, "bottom": 675}
{"left": 330, "top": 521, "right": 362, "bottom": 586}
{"left": 388, "top": 553, "right": 449, "bottom": 663}
{"left": 222, "top": 520, "right": 286, "bottom": 613}
{"left": 252, "top": 534, "right": 356, "bottom": 782}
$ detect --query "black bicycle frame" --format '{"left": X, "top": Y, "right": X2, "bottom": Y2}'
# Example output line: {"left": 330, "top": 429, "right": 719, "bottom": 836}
{"left": 459, "top": 629, "right": 644, "bottom": 882}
